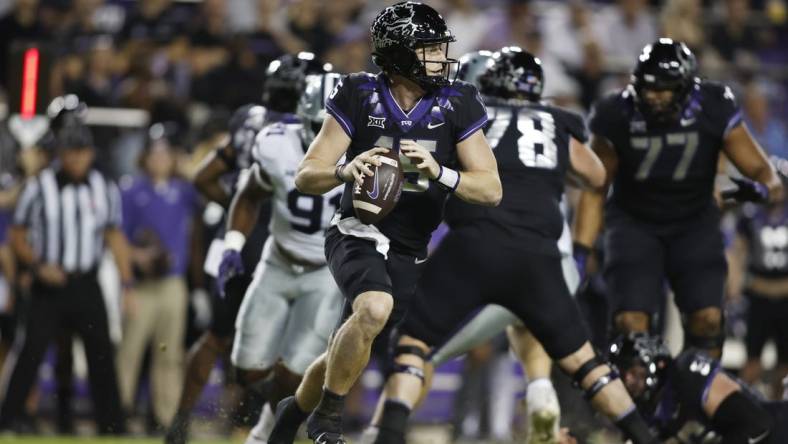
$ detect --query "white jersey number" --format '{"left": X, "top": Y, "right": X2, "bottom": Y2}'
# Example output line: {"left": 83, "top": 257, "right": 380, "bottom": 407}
{"left": 373, "top": 136, "right": 436, "bottom": 193}
{"left": 487, "top": 107, "right": 558, "bottom": 170}
{"left": 287, "top": 190, "right": 341, "bottom": 234}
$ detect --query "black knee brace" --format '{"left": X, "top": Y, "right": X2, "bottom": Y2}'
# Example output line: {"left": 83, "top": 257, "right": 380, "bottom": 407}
{"left": 390, "top": 345, "right": 427, "bottom": 381}
{"left": 571, "top": 355, "right": 620, "bottom": 400}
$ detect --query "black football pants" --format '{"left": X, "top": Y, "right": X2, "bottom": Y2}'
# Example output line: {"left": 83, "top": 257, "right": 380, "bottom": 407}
{"left": 0, "top": 274, "right": 124, "bottom": 434}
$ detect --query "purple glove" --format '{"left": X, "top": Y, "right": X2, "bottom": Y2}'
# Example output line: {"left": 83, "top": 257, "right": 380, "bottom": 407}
{"left": 217, "top": 249, "right": 244, "bottom": 298}
{"left": 721, "top": 177, "right": 769, "bottom": 203}
{"left": 573, "top": 242, "right": 591, "bottom": 283}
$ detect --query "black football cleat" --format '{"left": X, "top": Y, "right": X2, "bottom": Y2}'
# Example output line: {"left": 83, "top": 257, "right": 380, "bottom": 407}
{"left": 268, "top": 396, "right": 303, "bottom": 444}
{"left": 163, "top": 411, "right": 189, "bottom": 444}
{"left": 306, "top": 411, "right": 346, "bottom": 444}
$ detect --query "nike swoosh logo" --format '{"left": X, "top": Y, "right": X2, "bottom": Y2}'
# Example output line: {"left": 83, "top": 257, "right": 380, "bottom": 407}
{"left": 427, "top": 121, "right": 444, "bottom": 129}
{"left": 366, "top": 169, "right": 380, "bottom": 200}
{"left": 415, "top": 257, "right": 428, "bottom": 264}
{"left": 314, "top": 433, "right": 346, "bottom": 444}
{"left": 748, "top": 430, "right": 769, "bottom": 443}
{"left": 680, "top": 117, "right": 696, "bottom": 127}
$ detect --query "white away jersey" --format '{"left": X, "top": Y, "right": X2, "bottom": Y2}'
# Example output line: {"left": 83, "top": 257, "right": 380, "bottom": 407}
{"left": 251, "top": 119, "right": 343, "bottom": 264}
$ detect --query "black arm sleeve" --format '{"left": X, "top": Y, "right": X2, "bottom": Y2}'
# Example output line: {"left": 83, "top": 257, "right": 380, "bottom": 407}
{"left": 561, "top": 109, "right": 589, "bottom": 144}
{"left": 712, "top": 391, "right": 772, "bottom": 444}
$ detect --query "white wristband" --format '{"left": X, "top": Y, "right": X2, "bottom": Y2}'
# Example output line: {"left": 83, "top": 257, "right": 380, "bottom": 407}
{"left": 435, "top": 165, "right": 461, "bottom": 191}
{"left": 224, "top": 230, "right": 246, "bottom": 252}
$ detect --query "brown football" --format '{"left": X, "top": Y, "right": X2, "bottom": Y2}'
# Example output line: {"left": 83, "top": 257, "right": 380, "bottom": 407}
{"left": 352, "top": 149, "right": 404, "bottom": 224}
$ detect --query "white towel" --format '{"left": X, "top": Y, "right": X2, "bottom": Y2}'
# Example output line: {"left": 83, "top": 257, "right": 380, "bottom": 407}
{"left": 331, "top": 214, "right": 390, "bottom": 259}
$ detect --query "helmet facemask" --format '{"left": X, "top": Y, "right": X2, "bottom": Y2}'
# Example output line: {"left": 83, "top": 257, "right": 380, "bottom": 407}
{"left": 609, "top": 333, "right": 672, "bottom": 414}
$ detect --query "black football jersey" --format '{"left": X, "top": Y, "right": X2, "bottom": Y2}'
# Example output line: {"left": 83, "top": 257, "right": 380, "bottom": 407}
{"left": 648, "top": 349, "right": 719, "bottom": 442}
{"left": 444, "top": 99, "right": 585, "bottom": 256}
{"left": 648, "top": 349, "right": 764, "bottom": 443}
{"left": 590, "top": 81, "right": 742, "bottom": 223}
{"left": 737, "top": 203, "right": 788, "bottom": 278}
{"left": 326, "top": 72, "right": 488, "bottom": 255}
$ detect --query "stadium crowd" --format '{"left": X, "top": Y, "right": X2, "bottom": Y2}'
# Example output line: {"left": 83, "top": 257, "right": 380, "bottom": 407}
{"left": 0, "top": 0, "right": 787, "bottom": 442}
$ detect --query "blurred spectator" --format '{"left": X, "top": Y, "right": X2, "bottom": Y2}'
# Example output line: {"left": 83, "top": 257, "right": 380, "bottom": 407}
{"left": 120, "top": 0, "right": 187, "bottom": 45}
{"left": 522, "top": 29, "right": 580, "bottom": 106}
{"left": 322, "top": 0, "right": 365, "bottom": 37}
{"left": 709, "top": 0, "right": 760, "bottom": 63}
{"left": 743, "top": 81, "right": 788, "bottom": 158}
{"left": 246, "top": 0, "right": 289, "bottom": 66}
{"left": 443, "top": 0, "right": 493, "bottom": 57}
{"left": 542, "top": 0, "right": 600, "bottom": 71}
{"left": 188, "top": 0, "right": 230, "bottom": 77}
{"left": 0, "top": 204, "right": 13, "bottom": 370}
{"left": 594, "top": 0, "right": 658, "bottom": 71}
{"left": 571, "top": 39, "right": 606, "bottom": 110}
{"left": 61, "top": 36, "right": 119, "bottom": 106}
{"left": 660, "top": 0, "right": 704, "bottom": 52}
{"left": 191, "top": 36, "right": 266, "bottom": 110}
{"left": 116, "top": 126, "right": 200, "bottom": 430}
{"left": 540, "top": 0, "right": 604, "bottom": 108}
{"left": 0, "top": 0, "right": 49, "bottom": 88}
{"left": 324, "top": 25, "right": 371, "bottom": 74}
{"left": 286, "top": 0, "right": 329, "bottom": 56}
{"left": 730, "top": 199, "right": 788, "bottom": 400}
{"left": 57, "top": 0, "right": 125, "bottom": 49}
{"left": 480, "top": 0, "right": 537, "bottom": 50}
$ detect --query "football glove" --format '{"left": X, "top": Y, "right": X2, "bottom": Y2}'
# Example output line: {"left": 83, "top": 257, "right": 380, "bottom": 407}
{"left": 721, "top": 177, "right": 768, "bottom": 203}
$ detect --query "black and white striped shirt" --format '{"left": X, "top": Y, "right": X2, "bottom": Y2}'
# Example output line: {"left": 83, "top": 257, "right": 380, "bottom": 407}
{"left": 13, "top": 167, "right": 122, "bottom": 273}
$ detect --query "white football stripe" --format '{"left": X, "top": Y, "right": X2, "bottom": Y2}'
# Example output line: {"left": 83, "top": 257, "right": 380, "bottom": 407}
{"left": 353, "top": 200, "right": 382, "bottom": 214}
{"left": 378, "top": 156, "right": 398, "bottom": 167}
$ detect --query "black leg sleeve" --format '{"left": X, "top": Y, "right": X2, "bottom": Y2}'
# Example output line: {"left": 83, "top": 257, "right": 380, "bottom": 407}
{"left": 712, "top": 391, "right": 772, "bottom": 444}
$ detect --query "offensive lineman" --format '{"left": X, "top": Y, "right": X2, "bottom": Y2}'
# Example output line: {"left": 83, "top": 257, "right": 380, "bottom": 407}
{"left": 365, "top": 47, "right": 660, "bottom": 444}
{"left": 573, "top": 39, "right": 783, "bottom": 356}
{"left": 610, "top": 333, "right": 788, "bottom": 443}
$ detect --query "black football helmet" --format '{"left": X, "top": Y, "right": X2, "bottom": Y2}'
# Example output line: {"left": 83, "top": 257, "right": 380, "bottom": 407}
{"left": 371, "top": 2, "right": 458, "bottom": 90}
{"left": 478, "top": 46, "right": 543, "bottom": 102}
{"left": 631, "top": 38, "right": 698, "bottom": 124}
{"left": 609, "top": 333, "right": 672, "bottom": 409}
{"left": 455, "top": 50, "right": 495, "bottom": 88}
{"left": 263, "top": 52, "right": 331, "bottom": 113}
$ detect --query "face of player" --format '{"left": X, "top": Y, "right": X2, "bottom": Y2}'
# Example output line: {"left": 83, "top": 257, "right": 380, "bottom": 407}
{"left": 622, "top": 364, "right": 648, "bottom": 400}
{"left": 60, "top": 146, "right": 95, "bottom": 181}
{"left": 642, "top": 88, "right": 676, "bottom": 118}
{"left": 417, "top": 42, "right": 449, "bottom": 78}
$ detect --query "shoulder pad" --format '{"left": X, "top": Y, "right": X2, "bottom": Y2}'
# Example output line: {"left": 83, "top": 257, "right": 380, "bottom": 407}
{"left": 343, "top": 72, "right": 378, "bottom": 87}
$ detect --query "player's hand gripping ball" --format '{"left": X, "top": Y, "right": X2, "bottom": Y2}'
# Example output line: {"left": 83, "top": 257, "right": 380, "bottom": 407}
{"left": 344, "top": 147, "right": 404, "bottom": 224}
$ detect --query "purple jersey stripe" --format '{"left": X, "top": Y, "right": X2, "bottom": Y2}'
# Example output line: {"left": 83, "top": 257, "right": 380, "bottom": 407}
{"left": 457, "top": 115, "right": 488, "bottom": 142}
{"left": 326, "top": 101, "right": 355, "bottom": 137}
{"left": 723, "top": 110, "right": 743, "bottom": 138}
{"left": 700, "top": 363, "right": 722, "bottom": 405}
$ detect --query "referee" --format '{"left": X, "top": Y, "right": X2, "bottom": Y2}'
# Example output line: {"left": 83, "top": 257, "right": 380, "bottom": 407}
{"left": 0, "top": 96, "right": 132, "bottom": 434}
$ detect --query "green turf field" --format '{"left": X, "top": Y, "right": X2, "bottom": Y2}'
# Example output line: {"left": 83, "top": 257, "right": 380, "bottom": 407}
{"left": 0, "top": 438, "right": 312, "bottom": 444}
{"left": 0, "top": 439, "right": 227, "bottom": 444}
